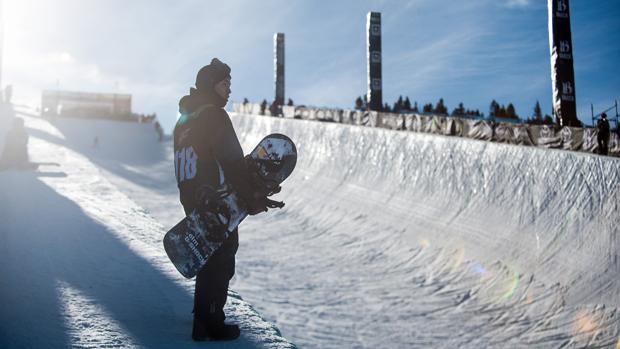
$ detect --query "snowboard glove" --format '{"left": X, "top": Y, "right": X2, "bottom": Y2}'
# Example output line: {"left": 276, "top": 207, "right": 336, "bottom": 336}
{"left": 245, "top": 194, "right": 285, "bottom": 215}
{"left": 267, "top": 185, "right": 281, "bottom": 196}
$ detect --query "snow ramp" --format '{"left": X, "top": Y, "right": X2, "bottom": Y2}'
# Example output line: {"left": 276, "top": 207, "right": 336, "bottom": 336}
{"left": 231, "top": 113, "right": 620, "bottom": 348}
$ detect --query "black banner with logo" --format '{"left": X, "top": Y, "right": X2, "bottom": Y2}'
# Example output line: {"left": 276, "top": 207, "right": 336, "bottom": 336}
{"left": 548, "top": 0, "right": 578, "bottom": 126}
{"left": 366, "top": 12, "right": 382, "bottom": 111}
{"left": 274, "top": 33, "right": 285, "bottom": 106}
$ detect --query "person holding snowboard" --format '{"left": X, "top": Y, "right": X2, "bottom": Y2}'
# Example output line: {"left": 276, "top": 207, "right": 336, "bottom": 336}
{"left": 597, "top": 112, "right": 610, "bottom": 155}
{"left": 174, "top": 58, "right": 276, "bottom": 341}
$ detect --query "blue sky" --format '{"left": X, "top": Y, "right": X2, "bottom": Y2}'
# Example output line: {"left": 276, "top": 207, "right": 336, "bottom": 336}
{"left": 2, "top": 0, "right": 619, "bottom": 132}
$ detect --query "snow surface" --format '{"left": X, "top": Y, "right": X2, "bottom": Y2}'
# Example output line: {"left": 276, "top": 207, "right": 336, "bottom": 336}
{"left": 3, "top": 110, "right": 619, "bottom": 348}
{"left": 0, "top": 113, "right": 296, "bottom": 348}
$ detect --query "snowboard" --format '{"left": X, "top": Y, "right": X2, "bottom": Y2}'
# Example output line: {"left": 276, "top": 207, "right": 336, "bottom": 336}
{"left": 163, "top": 133, "right": 297, "bottom": 278}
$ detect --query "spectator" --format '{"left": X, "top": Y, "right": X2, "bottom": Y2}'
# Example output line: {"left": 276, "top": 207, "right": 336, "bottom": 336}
{"left": 596, "top": 112, "right": 610, "bottom": 155}
{"left": 269, "top": 100, "right": 280, "bottom": 117}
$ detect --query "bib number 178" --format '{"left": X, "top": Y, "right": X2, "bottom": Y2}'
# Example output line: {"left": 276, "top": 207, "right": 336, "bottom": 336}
{"left": 175, "top": 146, "right": 198, "bottom": 183}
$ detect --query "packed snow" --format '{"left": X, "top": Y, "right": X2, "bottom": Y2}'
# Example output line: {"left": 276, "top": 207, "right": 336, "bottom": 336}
{"left": 2, "top": 109, "right": 619, "bottom": 348}
{"left": 0, "top": 112, "right": 296, "bottom": 348}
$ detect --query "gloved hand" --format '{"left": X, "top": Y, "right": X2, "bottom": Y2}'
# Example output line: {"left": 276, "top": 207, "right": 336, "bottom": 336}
{"left": 245, "top": 192, "right": 285, "bottom": 215}
{"left": 268, "top": 185, "right": 281, "bottom": 196}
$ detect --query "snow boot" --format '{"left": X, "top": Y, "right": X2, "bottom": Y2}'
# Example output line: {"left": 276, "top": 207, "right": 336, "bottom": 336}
{"left": 192, "top": 320, "right": 240, "bottom": 341}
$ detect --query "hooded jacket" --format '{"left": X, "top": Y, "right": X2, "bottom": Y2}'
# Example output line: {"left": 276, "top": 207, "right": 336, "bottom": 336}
{"left": 174, "top": 87, "right": 253, "bottom": 215}
{"left": 597, "top": 117, "right": 610, "bottom": 140}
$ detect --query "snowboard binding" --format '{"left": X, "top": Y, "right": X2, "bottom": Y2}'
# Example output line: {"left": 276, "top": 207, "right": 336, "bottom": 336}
{"left": 195, "top": 185, "right": 233, "bottom": 241}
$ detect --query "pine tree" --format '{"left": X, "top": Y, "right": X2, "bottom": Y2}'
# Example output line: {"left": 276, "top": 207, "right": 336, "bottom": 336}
{"left": 383, "top": 103, "right": 391, "bottom": 112}
{"left": 452, "top": 102, "right": 465, "bottom": 116}
{"left": 403, "top": 97, "right": 412, "bottom": 111}
{"left": 287, "top": 98, "right": 294, "bottom": 106}
{"left": 533, "top": 101, "right": 542, "bottom": 122}
{"left": 423, "top": 103, "right": 433, "bottom": 113}
{"left": 413, "top": 101, "right": 419, "bottom": 113}
{"left": 490, "top": 100, "right": 500, "bottom": 117}
{"left": 506, "top": 103, "right": 517, "bottom": 119}
{"left": 393, "top": 95, "right": 404, "bottom": 113}
{"left": 499, "top": 105, "right": 507, "bottom": 118}
{"left": 434, "top": 98, "right": 448, "bottom": 115}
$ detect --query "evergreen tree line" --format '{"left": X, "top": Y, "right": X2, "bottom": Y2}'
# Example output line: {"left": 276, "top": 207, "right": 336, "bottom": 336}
{"left": 354, "top": 95, "right": 556, "bottom": 125}
{"left": 355, "top": 95, "right": 482, "bottom": 117}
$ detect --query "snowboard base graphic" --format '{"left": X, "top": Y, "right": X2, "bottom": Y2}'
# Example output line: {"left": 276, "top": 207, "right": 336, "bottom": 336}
{"left": 164, "top": 133, "right": 297, "bottom": 278}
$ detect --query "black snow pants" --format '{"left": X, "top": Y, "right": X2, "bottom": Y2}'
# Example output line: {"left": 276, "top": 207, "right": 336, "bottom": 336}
{"left": 193, "top": 229, "right": 239, "bottom": 326}
{"left": 598, "top": 136, "right": 609, "bottom": 155}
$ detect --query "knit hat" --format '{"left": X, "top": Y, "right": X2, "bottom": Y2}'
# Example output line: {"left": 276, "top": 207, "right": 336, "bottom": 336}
{"left": 195, "top": 58, "right": 231, "bottom": 91}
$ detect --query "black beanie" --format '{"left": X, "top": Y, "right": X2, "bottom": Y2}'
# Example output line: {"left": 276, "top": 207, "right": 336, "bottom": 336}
{"left": 195, "top": 58, "right": 231, "bottom": 91}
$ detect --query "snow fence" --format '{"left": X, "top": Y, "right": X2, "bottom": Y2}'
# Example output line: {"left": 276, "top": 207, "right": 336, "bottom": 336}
{"left": 233, "top": 103, "right": 620, "bottom": 157}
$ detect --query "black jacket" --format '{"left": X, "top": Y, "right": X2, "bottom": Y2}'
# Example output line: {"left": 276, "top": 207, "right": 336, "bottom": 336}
{"left": 597, "top": 118, "right": 610, "bottom": 140}
{"left": 174, "top": 88, "right": 254, "bottom": 215}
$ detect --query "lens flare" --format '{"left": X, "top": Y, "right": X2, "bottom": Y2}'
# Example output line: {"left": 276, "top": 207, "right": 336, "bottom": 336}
{"left": 469, "top": 261, "right": 487, "bottom": 276}
{"left": 450, "top": 248, "right": 465, "bottom": 272}
{"left": 571, "top": 310, "right": 599, "bottom": 342}
{"left": 500, "top": 272, "right": 520, "bottom": 301}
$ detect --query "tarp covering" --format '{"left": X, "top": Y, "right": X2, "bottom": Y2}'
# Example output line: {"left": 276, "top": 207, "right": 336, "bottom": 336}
{"left": 582, "top": 128, "right": 599, "bottom": 153}
{"left": 493, "top": 123, "right": 515, "bottom": 143}
{"left": 512, "top": 125, "right": 535, "bottom": 146}
{"left": 530, "top": 125, "right": 562, "bottom": 148}
{"left": 560, "top": 126, "right": 584, "bottom": 151}
{"left": 465, "top": 119, "right": 493, "bottom": 140}
{"left": 232, "top": 103, "right": 618, "bottom": 157}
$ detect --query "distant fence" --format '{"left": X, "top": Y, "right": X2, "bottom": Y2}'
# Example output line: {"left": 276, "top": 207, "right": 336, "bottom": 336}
{"left": 233, "top": 103, "right": 620, "bottom": 157}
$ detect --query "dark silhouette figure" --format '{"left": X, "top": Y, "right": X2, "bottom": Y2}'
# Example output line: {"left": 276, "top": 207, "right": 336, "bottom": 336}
{"left": 597, "top": 113, "right": 610, "bottom": 155}
{"left": 0, "top": 118, "right": 30, "bottom": 169}
{"left": 260, "top": 99, "right": 268, "bottom": 115}
{"left": 174, "top": 58, "right": 273, "bottom": 341}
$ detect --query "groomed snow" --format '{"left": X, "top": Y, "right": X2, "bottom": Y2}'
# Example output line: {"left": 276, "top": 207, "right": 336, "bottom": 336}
{"left": 3, "top": 110, "right": 619, "bottom": 348}
{"left": 0, "top": 114, "right": 296, "bottom": 348}
{"left": 228, "top": 113, "right": 620, "bottom": 349}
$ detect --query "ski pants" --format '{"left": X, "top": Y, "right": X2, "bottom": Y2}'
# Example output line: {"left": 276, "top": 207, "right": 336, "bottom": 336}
{"left": 193, "top": 229, "right": 239, "bottom": 326}
{"left": 598, "top": 137, "right": 609, "bottom": 155}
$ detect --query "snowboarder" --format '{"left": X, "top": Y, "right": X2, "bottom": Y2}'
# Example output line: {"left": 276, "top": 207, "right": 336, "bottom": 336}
{"left": 174, "top": 58, "right": 274, "bottom": 341}
{"left": 597, "top": 112, "right": 610, "bottom": 155}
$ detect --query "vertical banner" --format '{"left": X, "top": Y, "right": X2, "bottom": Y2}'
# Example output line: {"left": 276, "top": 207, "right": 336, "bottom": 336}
{"left": 366, "top": 12, "right": 382, "bottom": 111}
{"left": 0, "top": 0, "right": 4, "bottom": 90}
{"left": 274, "top": 33, "right": 285, "bottom": 106}
{"left": 548, "top": 0, "right": 578, "bottom": 126}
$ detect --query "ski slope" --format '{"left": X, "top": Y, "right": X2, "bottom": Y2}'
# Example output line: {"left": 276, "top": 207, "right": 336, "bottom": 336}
{"left": 4, "top": 111, "right": 618, "bottom": 348}
{"left": 0, "top": 114, "right": 296, "bottom": 348}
